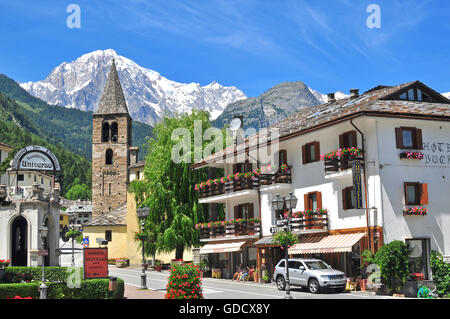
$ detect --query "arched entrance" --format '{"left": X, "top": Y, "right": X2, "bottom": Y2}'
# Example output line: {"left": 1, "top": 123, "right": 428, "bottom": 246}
{"left": 43, "top": 217, "right": 50, "bottom": 266}
{"left": 11, "top": 216, "right": 28, "bottom": 266}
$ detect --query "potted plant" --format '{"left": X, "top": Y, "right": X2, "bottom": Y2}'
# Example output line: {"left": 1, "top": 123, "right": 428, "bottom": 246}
{"left": 115, "top": 258, "right": 128, "bottom": 268}
{"left": 0, "top": 259, "right": 10, "bottom": 270}
{"left": 155, "top": 260, "right": 162, "bottom": 272}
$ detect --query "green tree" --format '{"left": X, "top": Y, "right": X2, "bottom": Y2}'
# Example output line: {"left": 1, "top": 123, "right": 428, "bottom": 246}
{"left": 374, "top": 240, "right": 410, "bottom": 293}
{"left": 65, "top": 178, "right": 92, "bottom": 201}
{"left": 130, "top": 110, "right": 211, "bottom": 260}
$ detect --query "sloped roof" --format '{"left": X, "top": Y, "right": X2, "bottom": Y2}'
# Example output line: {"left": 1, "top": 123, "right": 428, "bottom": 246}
{"left": 84, "top": 203, "right": 127, "bottom": 226}
{"left": 192, "top": 81, "right": 450, "bottom": 168}
{"left": 0, "top": 142, "right": 14, "bottom": 150}
{"left": 94, "top": 59, "right": 130, "bottom": 115}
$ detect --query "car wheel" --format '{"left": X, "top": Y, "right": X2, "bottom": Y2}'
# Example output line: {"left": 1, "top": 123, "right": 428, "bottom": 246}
{"left": 308, "top": 278, "right": 320, "bottom": 294}
{"left": 276, "top": 276, "right": 286, "bottom": 291}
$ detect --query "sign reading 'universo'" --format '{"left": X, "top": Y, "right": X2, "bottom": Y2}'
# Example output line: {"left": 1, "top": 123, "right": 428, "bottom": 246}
{"left": 11, "top": 145, "right": 61, "bottom": 172}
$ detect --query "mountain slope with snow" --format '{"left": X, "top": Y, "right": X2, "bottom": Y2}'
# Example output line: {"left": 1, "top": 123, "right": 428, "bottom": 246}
{"left": 21, "top": 49, "right": 247, "bottom": 125}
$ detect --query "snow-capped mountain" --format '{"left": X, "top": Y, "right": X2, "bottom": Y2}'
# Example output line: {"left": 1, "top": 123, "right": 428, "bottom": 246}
{"left": 20, "top": 49, "right": 247, "bottom": 125}
{"left": 442, "top": 92, "right": 450, "bottom": 99}
{"left": 308, "top": 88, "right": 349, "bottom": 104}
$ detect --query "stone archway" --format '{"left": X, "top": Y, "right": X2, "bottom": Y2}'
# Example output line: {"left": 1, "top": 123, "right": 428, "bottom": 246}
{"left": 11, "top": 216, "right": 28, "bottom": 266}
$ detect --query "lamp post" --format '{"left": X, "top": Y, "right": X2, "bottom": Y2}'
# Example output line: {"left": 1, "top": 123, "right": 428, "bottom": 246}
{"left": 39, "top": 224, "right": 48, "bottom": 299}
{"left": 272, "top": 192, "right": 297, "bottom": 299}
{"left": 69, "top": 214, "right": 76, "bottom": 267}
{"left": 137, "top": 206, "right": 150, "bottom": 289}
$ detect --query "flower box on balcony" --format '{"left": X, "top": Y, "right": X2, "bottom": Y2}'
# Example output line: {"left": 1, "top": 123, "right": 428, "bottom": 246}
{"left": 399, "top": 152, "right": 424, "bottom": 160}
{"left": 403, "top": 207, "right": 427, "bottom": 216}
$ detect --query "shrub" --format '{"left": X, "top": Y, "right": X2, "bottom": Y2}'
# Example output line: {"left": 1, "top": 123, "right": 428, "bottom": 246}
{"left": 0, "top": 279, "right": 124, "bottom": 299}
{"left": 374, "top": 240, "right": 410, "bottom": 293}
{"left": 3, "top": 267, "right": 83, "bottom": 284}
{"left": 0, "top": 282, "right": 41, "bottom": 299}
{"left": 430, "top": 251, "right": 450, "bottom": 297}
{"left": 165, "top": 263, "right": 203, "bottom": 299}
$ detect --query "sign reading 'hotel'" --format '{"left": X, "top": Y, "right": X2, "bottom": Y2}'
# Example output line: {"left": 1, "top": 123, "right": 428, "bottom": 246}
{"left": 352, "top": 160, "right": 363, "bottom": 209}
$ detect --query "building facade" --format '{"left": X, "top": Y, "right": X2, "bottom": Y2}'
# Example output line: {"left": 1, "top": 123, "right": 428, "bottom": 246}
{"left": 192, "top": 81, "right": 450, "bottom": 282}
{"left": 0, "top": 142, "right": 14, "bottom": 185}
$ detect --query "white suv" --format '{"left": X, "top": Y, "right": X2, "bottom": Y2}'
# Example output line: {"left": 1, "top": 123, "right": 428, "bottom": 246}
{"left": 274, "top": 258, "right": 346, "bottom": 294}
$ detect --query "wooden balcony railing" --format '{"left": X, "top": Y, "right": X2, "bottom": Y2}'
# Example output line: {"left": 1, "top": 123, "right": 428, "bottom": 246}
{"left": 324, "top": 153, "right": 364, "bottom": 173}
{"left": 198, "top": 169, "right": 292, "bottom": 199}
{"left": 198, "top": 222, "right": 261, "bottom": 240}
{"left": 289, "top": 211, "right": 328, "bottom": 231}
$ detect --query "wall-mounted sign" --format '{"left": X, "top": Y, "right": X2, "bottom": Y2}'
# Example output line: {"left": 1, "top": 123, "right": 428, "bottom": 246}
{"left": 352, "top": 160, "right": 363, "bottom": 209}
{"left": 83, "top": 248, "right": 108, "bottom": 279}
{"left": 11, "top": 145, "right": 60, "bottom": 171}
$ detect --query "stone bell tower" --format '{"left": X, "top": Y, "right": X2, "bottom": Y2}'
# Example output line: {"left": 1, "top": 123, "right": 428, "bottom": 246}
{"left": 92, "top": 59, "right": 131, "bottom": 218}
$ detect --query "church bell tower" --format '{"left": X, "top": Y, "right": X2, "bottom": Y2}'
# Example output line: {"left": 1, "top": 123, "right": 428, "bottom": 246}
{"left": 92, "top": 59, "right": 131, "bottom": 218}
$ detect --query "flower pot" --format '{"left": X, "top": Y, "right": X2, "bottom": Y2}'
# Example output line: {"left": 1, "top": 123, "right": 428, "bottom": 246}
{"left": 359, "top": 279, "right": 367, "bottom": 291}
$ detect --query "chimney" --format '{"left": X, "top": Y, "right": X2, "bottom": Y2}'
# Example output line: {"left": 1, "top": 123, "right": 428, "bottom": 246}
{"left": 129, "top": 147, "right": 139, "bottom": 165}
{"left": 350, "top": 89, "right": 359, "bottom": 99}
{"left": 327, "top": 93, "right": 336, "bottom": 103}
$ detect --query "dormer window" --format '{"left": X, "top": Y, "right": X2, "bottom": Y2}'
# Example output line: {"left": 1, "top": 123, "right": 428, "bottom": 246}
{"left": 390, "top": 84, "right": 443, "bottom": 103}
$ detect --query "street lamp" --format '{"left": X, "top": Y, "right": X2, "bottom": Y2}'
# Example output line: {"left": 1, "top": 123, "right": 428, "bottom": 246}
{"left": 137, "top": 206, "right": 150, "bottom": 289}
{"left": 272, "top": 192, "right": 297, "bottom": 299}
{"left": 39, "top": 224, "right": 48, "bottom": 299}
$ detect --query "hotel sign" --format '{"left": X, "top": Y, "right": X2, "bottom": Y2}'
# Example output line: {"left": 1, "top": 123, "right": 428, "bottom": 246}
{"left": 83, "top": 248, "right": 108, "bottom": 279}
{"left": 11, "top": 145, "right": 60, "bottom": 171}
{"left": 352, "top": 160, "right": 363, "bottom": 209}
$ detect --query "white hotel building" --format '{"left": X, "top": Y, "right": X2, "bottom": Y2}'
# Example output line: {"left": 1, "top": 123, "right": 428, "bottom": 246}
{"left": 191, "top": 81, "right": 450, "bottom": 282}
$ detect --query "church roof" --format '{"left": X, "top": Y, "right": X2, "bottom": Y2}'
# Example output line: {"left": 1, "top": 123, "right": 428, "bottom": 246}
{"left": 84, "top": 203, "right": 127, "bottom": 226}
{"left": 94, "top": 59, "right": 130, "bottom": 115}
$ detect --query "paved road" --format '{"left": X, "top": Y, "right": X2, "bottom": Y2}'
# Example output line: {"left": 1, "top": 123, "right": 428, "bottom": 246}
{"left": 108, "top": 266, "right": 398, "bottom": 299}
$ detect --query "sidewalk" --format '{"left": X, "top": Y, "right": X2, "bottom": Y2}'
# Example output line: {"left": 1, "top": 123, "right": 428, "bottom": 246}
{"left": 124, "top": 284, "right": 165, "bottom": 299}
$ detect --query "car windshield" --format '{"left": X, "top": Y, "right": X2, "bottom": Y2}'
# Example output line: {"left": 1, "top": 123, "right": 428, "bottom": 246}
{"left": 304, "top": 261, "right": 330, "bottom": 270}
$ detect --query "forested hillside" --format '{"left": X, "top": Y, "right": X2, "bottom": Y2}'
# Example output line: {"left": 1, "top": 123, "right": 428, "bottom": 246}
{"left": 0, "top": 91, "right": 91, "bottom": 195}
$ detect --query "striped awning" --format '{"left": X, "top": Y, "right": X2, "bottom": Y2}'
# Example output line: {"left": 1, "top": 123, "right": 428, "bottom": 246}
{"left": 199, "top": 241, "right": 247, "bottom": 254}
{"left": 289, "top": 233, "right": 366, "bottom": 254}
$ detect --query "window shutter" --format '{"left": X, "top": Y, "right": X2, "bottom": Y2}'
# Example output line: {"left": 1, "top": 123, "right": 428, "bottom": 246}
{"left": 304, "top": 194, "right": 309, "bottom": 211}
{"left": 234, "top": 205, "right": 239, "bottom": 219}
{"left": 351, "top": 131, "right": 357, "bottom": 148}
{"left": 248, "top": 203, "right": 254, "bottom": 219}
{"left": 339, "top": 134, "right": 344, "bottom": 149}
{"left": 420, "top": 183, "right": 429, "bottom": 205}
{"left": 404, "top": 182, "right": 409, "bottom": 205}
{"left": 302, "top": 145, "right": 307, "bottom": 164}
{"left": 316, "top": 192, "right": 323, "bottom": 210}
{"left": 415, "top": 129, "right": 423, "bottom": 150}
{"left": 314, "top": 142, "right": 320, "bottom": 161}
{"left": 342, "top": 189, "right": 348, "bottom": 210}
{"left": 395, "top": 128, "right": 403, "bottom": 149}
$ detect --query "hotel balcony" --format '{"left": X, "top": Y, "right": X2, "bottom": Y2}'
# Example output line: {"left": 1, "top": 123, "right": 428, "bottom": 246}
{"left": 323, "top": 150, "right": 364, "bottom": 179}
{"left": 197, "top": 169, "right": 292, "bottom": 203}
{"left": 290, "top": 211, "right": 328, "bottom": 234}
{"left": 197, "top": 220, "right": 261, "bottom": 242}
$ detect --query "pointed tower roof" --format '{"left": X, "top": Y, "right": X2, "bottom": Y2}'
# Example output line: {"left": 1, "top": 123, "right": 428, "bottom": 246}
{"left": 95, "top": 59, "right": 129, "bottom": 115}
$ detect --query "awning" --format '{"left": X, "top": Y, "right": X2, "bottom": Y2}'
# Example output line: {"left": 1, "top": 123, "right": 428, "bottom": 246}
{"left": 199, "top": 241, "right": 247, "bottom": 254}
{"left": 254, "top": 237, "right": 275, "bottom": 246}
{"left": 289, "top": 233, "right": 366, "bottom": 255}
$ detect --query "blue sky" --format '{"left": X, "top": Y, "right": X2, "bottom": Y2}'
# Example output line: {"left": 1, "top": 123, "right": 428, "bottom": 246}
{"left": 0, "top": 0, "right": 449, "bottom": 97}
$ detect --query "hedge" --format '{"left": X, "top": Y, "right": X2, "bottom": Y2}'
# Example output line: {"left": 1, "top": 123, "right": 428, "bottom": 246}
{"left": 2, "top": 267, "right": 83, "bottom": 284}
{"left": 0, "top": 278, "right": 124, "bottom": 299}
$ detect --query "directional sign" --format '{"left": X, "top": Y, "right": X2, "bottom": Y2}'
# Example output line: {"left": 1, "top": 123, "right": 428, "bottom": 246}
{"left": 270, "top": 225, "right": 292, "bottom": 234}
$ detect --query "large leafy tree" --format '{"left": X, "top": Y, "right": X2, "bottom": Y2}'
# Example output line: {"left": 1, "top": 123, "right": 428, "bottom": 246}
{"left": 131, "top": 110, "right": 212, "bottom": 260}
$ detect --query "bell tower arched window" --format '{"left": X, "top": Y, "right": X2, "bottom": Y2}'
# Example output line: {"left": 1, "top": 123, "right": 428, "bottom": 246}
{"left": 102, "top": 122, "right": 110, "bottom": 142}
{"left": 105, "top": 149, "right": 114, "bottom": 165}
{"left": 111, "top": 122, "right": 118, "bottom": 142}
